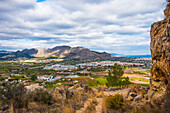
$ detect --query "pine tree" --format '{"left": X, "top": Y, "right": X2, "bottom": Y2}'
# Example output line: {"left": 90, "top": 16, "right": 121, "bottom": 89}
{"left": 106, "top": 63, "right": 130, "bottom": 87}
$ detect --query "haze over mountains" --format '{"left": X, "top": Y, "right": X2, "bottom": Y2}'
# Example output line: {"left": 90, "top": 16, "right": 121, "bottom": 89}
{"left": 0, "top": 46, "right": 111, "bottom": 60}
{"left": 111, "top": 54, "right": 152, "bottom": 58}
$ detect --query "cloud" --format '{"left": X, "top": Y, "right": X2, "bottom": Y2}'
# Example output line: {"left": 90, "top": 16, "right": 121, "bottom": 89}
{"left": 0, "top": 0, "right": 166, "bottom": 55}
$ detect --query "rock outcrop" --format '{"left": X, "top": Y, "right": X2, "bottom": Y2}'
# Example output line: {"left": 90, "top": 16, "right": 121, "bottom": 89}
{"left": 149, "top": 3, "right": 170, "bottom": 112}
{"left": 126, "top": 85, "right": 149, "bottom": 102}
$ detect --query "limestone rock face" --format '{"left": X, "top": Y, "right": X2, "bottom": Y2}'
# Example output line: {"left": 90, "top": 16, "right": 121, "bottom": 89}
{"left": 149, "top": 4, "right": 170, "bottom": 112}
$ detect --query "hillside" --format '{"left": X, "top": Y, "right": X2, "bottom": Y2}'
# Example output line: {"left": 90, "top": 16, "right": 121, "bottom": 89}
{"left": 0, "top": 46, "right": 111, "bottom": 61}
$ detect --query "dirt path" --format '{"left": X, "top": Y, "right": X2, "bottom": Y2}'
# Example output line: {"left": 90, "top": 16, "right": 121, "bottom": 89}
{"left": 76, "top": 98, "right": 92, "bottom": 113}
{"left": 95, "top": 88, "right": 129, "bottom": 113}
{"left": 105, "top": 88, "right": 129, "bottom": 97}
{"left": 76, "top": 88, "right": 129, "bottom": 113}
{"left": 95, "top": 98, "right": 103, "bottom": 113}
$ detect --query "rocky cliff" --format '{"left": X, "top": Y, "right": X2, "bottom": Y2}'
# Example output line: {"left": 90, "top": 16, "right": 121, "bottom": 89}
{"left": 149, "top": 3, "right": 170, "bottom": 112}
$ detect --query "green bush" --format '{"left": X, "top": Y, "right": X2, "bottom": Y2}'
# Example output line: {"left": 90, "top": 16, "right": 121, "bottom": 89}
{"left": 106, "top": 94, "right": 124, "bottom": 109}
{"left": 0, "top": 77, "right": 6, "bottom": 81}
{"left": 88, "top": 81, "right": 99, "bottom": 87}
{"left": 31, "top": 75, "right": 37, "bottom": 81}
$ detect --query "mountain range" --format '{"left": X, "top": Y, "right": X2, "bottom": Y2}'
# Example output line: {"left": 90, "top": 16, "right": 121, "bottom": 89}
{"left": 0, "top": 46, "right": 112, "bottom": 61}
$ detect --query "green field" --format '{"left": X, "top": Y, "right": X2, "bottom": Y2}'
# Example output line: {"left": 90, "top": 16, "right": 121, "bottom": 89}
{"left": 130, "top": 78, "right": 149, "bottom": 83}
{"left": 94, "top": 78, "right": 107, "bottom": 85}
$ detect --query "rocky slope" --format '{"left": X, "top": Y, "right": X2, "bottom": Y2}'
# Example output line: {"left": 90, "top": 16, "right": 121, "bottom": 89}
{"left": 0, "top": 46, "right": 111, "bottom": 60}
{"left": 149, "top": 3, "right": 170, "bottom": 112}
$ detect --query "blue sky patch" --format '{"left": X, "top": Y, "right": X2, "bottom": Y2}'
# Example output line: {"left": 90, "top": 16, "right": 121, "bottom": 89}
{"left": 37, "top": 0, "right": 46, "bottom": 2}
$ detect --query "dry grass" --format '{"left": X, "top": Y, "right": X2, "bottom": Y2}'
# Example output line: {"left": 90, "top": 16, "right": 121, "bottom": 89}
{"left": 96, "top": 91, "right": 104, "bottom": 98}
{"left": 130, "top": 104, "right": 163, "bottom": 113}
{"left": 62, "top": 105, "right": 74, "bottom": 113}
{"left": 73, "top": 92, "right": 84, "bottom": 108}
{"left": 84, "top": 101, "right": 96, "bottom": 113}
{"left": 91, "top": 85, "right": 106, "bottom": 98}
{"left": 28, "top": 102, "right": 48, "bottom": 112}
{"left": 91, "top": 97, "right": 98, "bottom": 105}
{"left": 53, "top": 85, "right": 99, "bottom": 112}
{"left": 102, "top": 97, "right": 107, "bottom": 113}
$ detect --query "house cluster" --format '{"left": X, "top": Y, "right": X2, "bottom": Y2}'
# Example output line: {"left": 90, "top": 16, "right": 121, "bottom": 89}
{"left": 76, "top": 61, "right": 145, "bottom": 67}
{"left": 134, "top": 58, "right": 152, "bottom": 61}
{"left": 44, "top": 64, "right": 78, "bottom": 70}
{"left": 19, "top": 59, "right": 63, "bottom": 63}
{"left": 100, "top": 61, "right": 145, "bottom": 67}
{"left": 20, "top": 60, "right": 37, "bottom": 63}
{"left": 37, "top": 75, "right": 80, "bottom": 82}
{"left": 76, "top": 62, "right": 101, "bottom": 67}
{"left": 44, "top": 61, "right": 146, "bottom": 71}
{"left": 38, "top": 75, "right": 55, "bottom": 82}
{"left": 0, "top": 74, "right": 27, "bottom": 83}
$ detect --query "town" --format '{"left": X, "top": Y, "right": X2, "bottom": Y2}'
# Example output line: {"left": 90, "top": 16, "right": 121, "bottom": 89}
{"left": 0, "top": 57, "right": 152, "bottom": 91}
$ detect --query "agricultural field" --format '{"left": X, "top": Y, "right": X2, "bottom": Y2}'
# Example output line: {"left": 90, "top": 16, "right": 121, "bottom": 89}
{"left": 123, "top": 67, "right": 151, "bottom": 85}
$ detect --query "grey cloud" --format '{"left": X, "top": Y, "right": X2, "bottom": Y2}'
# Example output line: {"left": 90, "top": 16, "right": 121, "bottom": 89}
{"left": 0, "top": 0, "right": 35, "bottom": 11}
{"left": 0, "top": 0, "right": 166, "bottom": 55}
{"left": 38, "top": 23, "right": 75, "bottom": 32}
{"left": 0, "top": 46, "right": 19, "bottom": 50}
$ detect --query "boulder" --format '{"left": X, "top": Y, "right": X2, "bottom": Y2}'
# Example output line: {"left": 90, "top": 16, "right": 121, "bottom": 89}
{"left": 53, "top": 86, "right": 67, "bottom": 100}
{"left": 127, "top": 96, "right": 134, "bottom": 101}
{"left": 133, "top": 94, "right": 143, "bottom": 102}
{"left": 129, "top": 92, "right": 137, "bottom": 98}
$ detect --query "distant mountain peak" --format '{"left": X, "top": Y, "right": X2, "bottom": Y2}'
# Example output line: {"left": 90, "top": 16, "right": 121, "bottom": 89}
{"left": 0, "top": 46, "right": 112, "bottom": 60}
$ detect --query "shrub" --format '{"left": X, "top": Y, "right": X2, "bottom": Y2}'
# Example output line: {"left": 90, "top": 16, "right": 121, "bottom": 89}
{"left": 88, "top": 81, "right": 99, "bottom": 87}
{"left": 105, "top": 94, "right": 124, "bottom": 109}
{"left": 29, "top": 89, "right": 54, "bottom": 105}
{"left": 31, "top": 75, "right": 37, "bottom": 81}
{"left": 0, "top": 82, "right": 29, "bottom": 111}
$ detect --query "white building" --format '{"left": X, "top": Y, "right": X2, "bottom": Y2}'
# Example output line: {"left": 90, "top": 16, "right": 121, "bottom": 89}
{"left": 38, "top": 75, "right": 53, "bottom": 81}
{"left": 63, "top": 75, "right": 79, "bottom": 78}
{"left": 44, "top": 64, "right": 78, "bottom": 70}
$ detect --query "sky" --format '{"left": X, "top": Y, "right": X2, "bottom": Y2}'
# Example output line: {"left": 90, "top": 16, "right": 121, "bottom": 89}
{"left": 0, "top": 0, "right": 167, "bottom": 55}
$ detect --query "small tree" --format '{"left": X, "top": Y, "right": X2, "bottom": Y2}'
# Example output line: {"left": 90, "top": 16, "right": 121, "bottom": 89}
{"left": 106, "top": 63, "right": 129, "bottom": 87}
{"left": 31, "top": 75, "right": 37, "bottom": 81}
